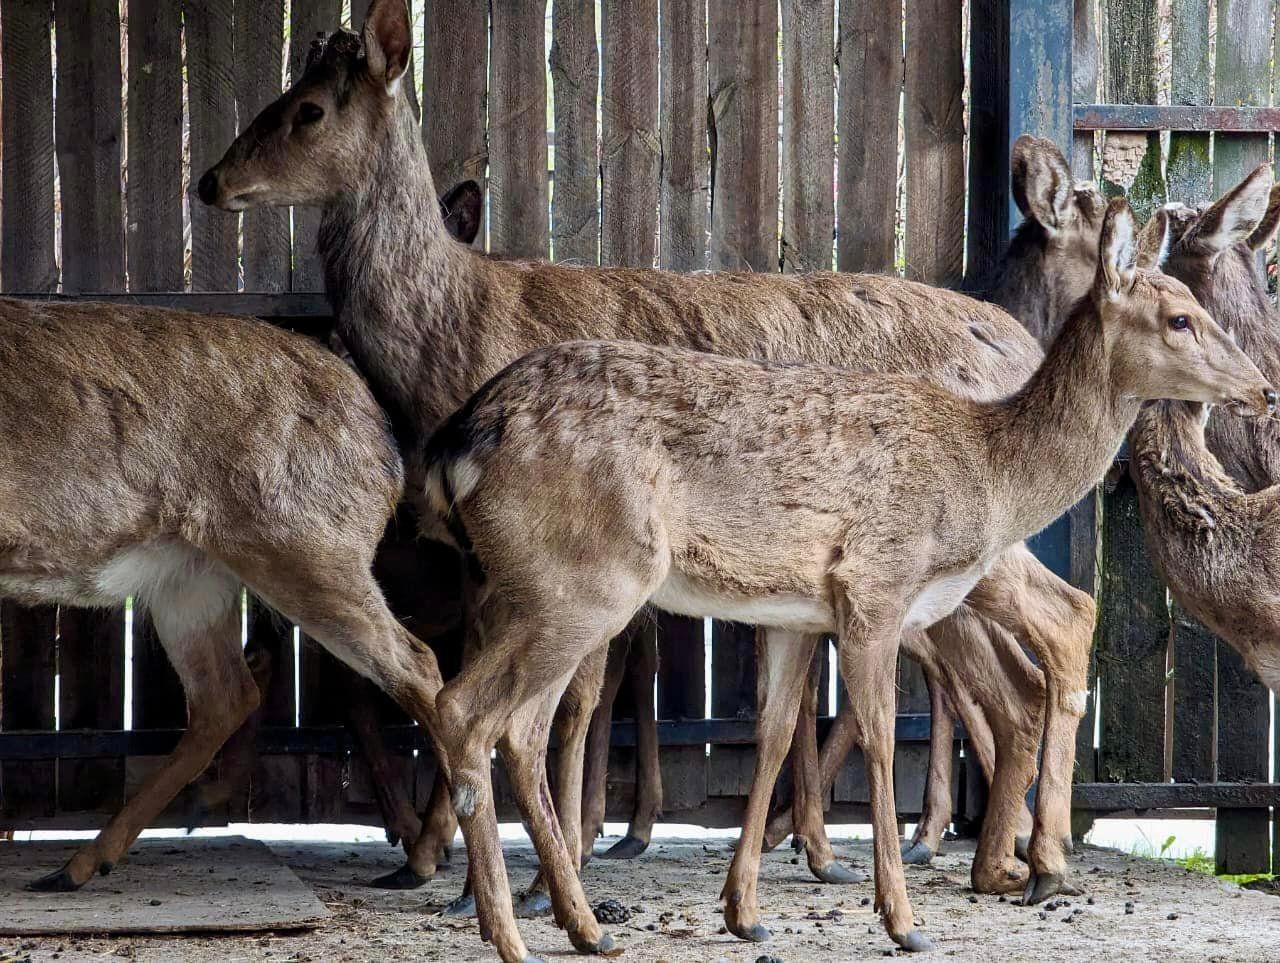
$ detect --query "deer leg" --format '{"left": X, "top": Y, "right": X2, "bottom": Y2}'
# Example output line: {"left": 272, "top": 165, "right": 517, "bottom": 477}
{"left": 581, "top": 633, "right": 630, "bottom": 864}
{"left": 373, "top": 767, "right": 457, "bottom": 889}
{"left": 600, "top": 625, "right": 661, "bottom": 860}
{"left": 789, "top": 642, "right": 865, "bottom": 884}
{"left": 901, "top": 662, "right": 955, "bottom": 865}
{"left": 31, "top": 572, "right": 252, "bottom": 892}
{"left": 965, "top": 544, "right": 1092, "bottom": 905}
{"left": 835, "top": 607, "right": 933, "bottom": 954}
{"left": 517, "top": 646, "right": 608, "bottom": 917}
{"left": 721, "top": 629, "right": 820, "bottom": 942}
{"left": 346, "top": 678, "right": 422, "bottom": 847}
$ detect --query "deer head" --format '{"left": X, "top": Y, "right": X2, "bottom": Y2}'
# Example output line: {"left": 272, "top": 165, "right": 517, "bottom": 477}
{"left": 198, "top": 0, "right": 415, "bottom": 210}
{"left": 1100, "top": 197, "right": 1275, "bottom": 415}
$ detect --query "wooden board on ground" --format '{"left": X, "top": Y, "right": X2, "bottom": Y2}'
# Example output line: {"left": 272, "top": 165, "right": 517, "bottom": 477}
{"left": 0, "top": 837, "right": 327, "bottom": 934}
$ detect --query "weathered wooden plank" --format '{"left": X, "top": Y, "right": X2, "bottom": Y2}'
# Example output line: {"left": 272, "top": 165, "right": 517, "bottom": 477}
{"left": 0, "top": 606, "right": 58, "bottom": 819}
{"left": 299, "top": 638, "right": 348, "bottom": 823}
{"left": 707, "top": 0, "right": 779, "bottom": 272}
{"left": 550, "top": 0, "right": 599, "bottom": 264}
{"left": 903, "top": 0, "right": 964, "bottom": 286}
{"left": 1008, "top": 0, "right": 1073, "bottom": 224}
{"left": 488, "top": 0, "right": 549, "bottom": 258}
{"left": 126, "top": 0, "right": 184, "bottom": 292}
{"left": 1077, "top": 103, "right": 1280, "bottom": 131}
{"left": 54, "top": 0, "right": 125, "bottom": 292}
{"left": 967, "top": 0, "right": 1010, "bottom": 282}
{"left": 245, "top": 606, "right": 301, "bottom": 824}
{"left": 658, "top": 0, "right": 708, "bottom": 272}
{"left": 130, "top": 614, "right": 188, "bottom": 733}
{"left": 780, "top": 0, "right": 834, "bottom": 273}
{"left": 1165, "top": 0, "right": 1212, "bottom": 206}
{"left": 288, "top": 0, "right": 342, "bottom": 291}
{"left": 708, "top": 622, "right": 757, "bottom": 798}
{"left": 1101, "top": 0, "right": 1165, "bottom": 220}
{"left": 836, "top": 0, "right": 899, "bottom": 273}
{"left": 655, "top": 614, "right": 707, "bottom": 812}
{"left": 423, "top": 0, "right": 488, "bottom": 248}
{"left": 187, "top": 0, "right": 239, "bottom": 290}
{"left": 1095, "top": 465, "right": 1168, "bottom": 784}
{"left": 1169, "top": 605, "right": 1214, "bottom": 782}
{"left": 57, "top": 609, "right": 125, "bottom": 814}
{"left": 234, "top": 0, "right": 290, "bottom": 290}
{"left": 1070, "top": 0, "right": 1099, "bottom": 181}
{"left": 0, "top": 0, "right": 57, "bottom": 292}
{"left": 601, "top": 0, "right": 659, "bottom": 268}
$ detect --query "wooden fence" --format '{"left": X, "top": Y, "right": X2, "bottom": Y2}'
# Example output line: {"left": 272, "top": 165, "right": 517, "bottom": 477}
{"left": 1, "top": 0, "right": 1278, "bottom": 873}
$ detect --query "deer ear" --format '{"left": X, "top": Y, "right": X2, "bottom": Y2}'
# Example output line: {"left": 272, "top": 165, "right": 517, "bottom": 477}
{"left": 1247, "top": 184, "right": 1280, "bottom": 251}
{"left": 1099, "top": 197, "right": 1138, "bottom": 296}
{"left": 1012, "top": 135, "right": 1075, "bottom": 232}
{"left": 1189, "top": 163, "right": 1274, "bottom": 254}
{"left": 440, "top": 180, "right": 484, "bottom": 246}
{"left": 1135, "top": 208, "right": 1171, "bottom": 270}
{"left": 363, "top": 0, "right": 411, "bottom": 93}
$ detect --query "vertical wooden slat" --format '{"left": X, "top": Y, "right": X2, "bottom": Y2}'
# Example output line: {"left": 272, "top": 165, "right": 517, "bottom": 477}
{"left": 1070, "top": 0, "right": 1099, "bottom": 180}
{"left": 0, "top": 0, "right": 57, "bottom": 291}
{"left": 0, "top": 0, "right": 58, "bottom": 824}
{"left": 128, "top": 612, "right": 190, "bottom": 826}
{"left": 601, "top": 0, "right": 659, "bottom": 268}
{"left": 1096, "top": 467, "right": 1167, "bottom": 783}
{"left": 299, "top": 638, "right": 347, "bottom": 823}
{"left": 658, "top": 0, "right": 708, "bottom": 272}
{"left": 127, "top": 0, "right": 184, "bottom": 291}
{"left": 0, "top": 606, "right": 58, "bottom": 820}
{"left": 234, "top": 0, "right": 290, "bottom": 290}
{"left": 1101, "top": 0, "right": 1165, "bottom": 220}
{"left": 54, "top": 0, "right": 125, "bottom": 292}
{"left": 243, "top": 610, "right": 301, "bottom": 824}
{"left": 708, "top": 622, "right": 757, "bottom": 798}
{"left": 1165, "top": 0, "right": 1211, "bottom": 202}
{"left": 1169, "top": 606, "right": 1214, "bottom": 782}
{"left": 57, "top": 610, "right": 125, "bottom": 815}
{"left": 836, "top": 0, "right": 900, "bottom": 274}
{"left": 550, "top": 0, "right": 599, "bottom": 264}
{"left": 423, "top": 0, "right": 488, "bottom": 246}
{"left": 707, "top": 0, "right": 779, "bottom": 272}
{"left": 967, "top": 0, "right": 1009, "bottom": 282}
{"left": 187, "top": 0, "right": 239, "bottom": 290}
{"left": 1212, "top": 0, "right": 1272, "bottom": 876}
{"left": 780, "top": 0, "right": 834, "bottom": 273}
{"left": 655, "top": 615, "right": 707, "bottom": 813}
{"left": 289, "top": 0, "right": 342, "bottom": 291}
{"left": 903, "top": 0, "right": 964, "bottom": 286}
{"left": 488, "top": 0, "right": 548, "bottom": 258}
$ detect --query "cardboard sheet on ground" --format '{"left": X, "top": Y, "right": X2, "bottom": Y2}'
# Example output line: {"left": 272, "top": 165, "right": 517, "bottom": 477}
{"left": 0, "top": 836, "right": 329, "bottom": 934}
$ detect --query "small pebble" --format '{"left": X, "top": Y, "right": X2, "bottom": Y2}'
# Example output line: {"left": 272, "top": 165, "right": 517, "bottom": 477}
{"left": 1167, "top": 913, "right": 1179, "bottom": 921}
{"left": 1086, "top": 896, "right": 1095, "bottom": 905}
{"left": 967, "top": 895, "right": 978, "bottom": 904}
{"left": 860, "top": 897, "right": 871, "bottom": 906}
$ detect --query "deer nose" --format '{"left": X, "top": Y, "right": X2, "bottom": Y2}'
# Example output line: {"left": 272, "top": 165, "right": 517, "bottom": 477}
{"left": 197, "top": 169, "right": 219, "bottom": 206}
{"left": 1266, "top": 388, "right": 1278, "bottom": 415}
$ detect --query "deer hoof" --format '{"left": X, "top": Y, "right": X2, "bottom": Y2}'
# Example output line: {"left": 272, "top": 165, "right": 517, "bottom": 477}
{"left": 569, "top": 929, "right": 616, "bottom": 956}
{"left": 811, "top": 860, "right": 866, "bottom": 884}
{"left": 1014, "top": 835, "right": 1031, "bottom": 862}
{"left": 599, "top": 834, "right": 649, "bottom": 860}
{"left": 369, "top": 864, "right": 431, "bottom": 890}
{"left": 443, "top": 892, "right": 477, "bottom": 917}
{"left": 1022, "top": 871, "right": 1080, "bottom": 906}
{"left": 728, "top": 920, "right": 772, "bottom": 943}
{"left": 893, "top": 928, "right": 937, "bottom": 953}
{"left": 28, "top": 865, "right": 83, "bottom": 892}
{"left": 900, "top": 841, "right": 935, "bottom": 865}
{"left": 514, "top": 890, "right": 553, "bottom": 918}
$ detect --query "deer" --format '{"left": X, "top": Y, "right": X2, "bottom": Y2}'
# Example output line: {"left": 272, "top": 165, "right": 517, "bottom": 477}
{"left": 1130, "top": 165, "right": 1280, "bottom": 695}
{"left": 1, "top": 298, "right": 448, "bottom": 897}
{"left": 419, "top": 198, "right": 1274, "bottom": 961}
{"left": 200, "top": 0, "right": 1096, "bottom": 917}
{"left": 594, "top": 134, "right": 1108, "bottom": 870}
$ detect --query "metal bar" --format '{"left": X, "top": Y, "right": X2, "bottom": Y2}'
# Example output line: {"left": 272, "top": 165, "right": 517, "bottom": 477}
{"left": 1072, "top": 782, "right": 1280, "bottom": 810}
{"left": 1075, "top": 104, "right": 1280, "bottom": 131}
{"left": 0, "top": 714, "right": 949, "bottom": 759}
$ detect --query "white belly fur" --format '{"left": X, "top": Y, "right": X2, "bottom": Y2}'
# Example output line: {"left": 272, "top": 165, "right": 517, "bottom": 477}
{"left": 649, "top": 570, "right": 834, "bottom": 633}
{"left": 902, "top": 567, "right": 986, "bottom": 632}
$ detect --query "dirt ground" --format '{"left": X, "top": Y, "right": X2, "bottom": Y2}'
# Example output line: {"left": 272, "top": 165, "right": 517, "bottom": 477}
{"left": 4, "top": 834, "right": 1279, "bottom": 963}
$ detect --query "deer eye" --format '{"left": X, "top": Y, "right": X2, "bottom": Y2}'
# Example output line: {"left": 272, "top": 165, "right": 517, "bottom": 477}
{"left": 1168, "top": 315, "right": 1190, "bottom": 331}
{"left": 297, "top": 102, "right": 325, "bottom": 126}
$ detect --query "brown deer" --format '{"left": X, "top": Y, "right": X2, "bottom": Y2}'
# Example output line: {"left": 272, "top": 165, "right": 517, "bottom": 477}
{"left": 3, "top": 298, "right": 445, "bottom": 895}
{"left": 201, "top": 0, "right": 1092, "bottom": 914}
{"left": 420, "top": 198, "right": 1273, "bottom": 960}
{"left": 1131, "top": 166, "right": 1280, "bottom": 694}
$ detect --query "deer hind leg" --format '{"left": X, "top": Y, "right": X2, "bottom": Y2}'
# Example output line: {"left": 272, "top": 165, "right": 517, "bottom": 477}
{"left": 517, "top": 645, "right": 609, "bottom": 917}
{"left": 721, "top": 629, "right": 820, "bottom": 943}
{"left": 600, "top": 624, "right": 662, "bottom": 860}
{"left": 580, "top": 631, "right": 632, "bottom": 864}
{"left": 965, "top": 543, "right": 1092, "bottom": 905}
{"left": 373, "top": 750, "right": 458, "bottom": 890}
{"left": 30, "top": 560, "right": 251, "bottom": 892}
{"left": 835, "top": 600, "right": 933, "bottom": 954}
{"left": 787, "top": 641, "right": 865, "bottom": 884}
{"left": 900, "top": 657, "right": 955, "bottom": 865}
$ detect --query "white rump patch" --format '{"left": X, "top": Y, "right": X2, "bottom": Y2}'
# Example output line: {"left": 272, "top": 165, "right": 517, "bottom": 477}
{"left": 650, "top": 570, "right": 834, "bottom": 633}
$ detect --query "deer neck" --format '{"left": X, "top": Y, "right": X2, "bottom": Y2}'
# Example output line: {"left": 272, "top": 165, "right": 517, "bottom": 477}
{"left": 982, "top": 299, "right": 1139, "bottom": 540}
{"left": 969, "top": 221, "right": 1061, "bottom": 339}
{"left": 318, "top": 96, "right": 469, "bottom": 447}
{"left": 1132, "top": 401, "right": 1244, "bottom": 534}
